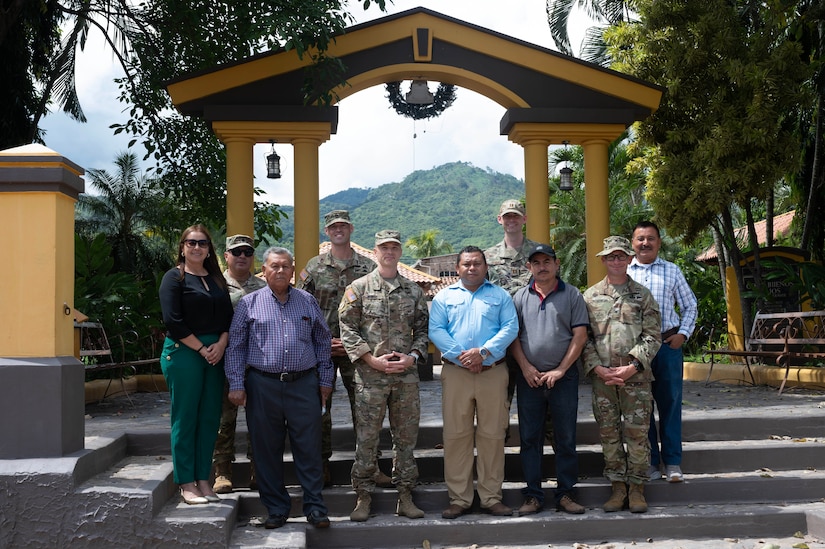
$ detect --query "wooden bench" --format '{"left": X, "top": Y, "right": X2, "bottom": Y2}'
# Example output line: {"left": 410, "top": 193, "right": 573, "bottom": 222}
{"left": 705, "top": 310, "right": 825, "bottom": 394}
{"left": 77, "top": 321, "right": 161, "bottom": 404}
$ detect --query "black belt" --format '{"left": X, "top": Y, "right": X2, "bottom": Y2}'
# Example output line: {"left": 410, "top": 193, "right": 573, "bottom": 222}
{"left": 251, "top": 367, "right": 315, "bottom": 382}
{"left": 443, "top": 359, "right": 506, "bottom": 370}
{"left": 662, "top": 327, "right": 679, "bottom": 340}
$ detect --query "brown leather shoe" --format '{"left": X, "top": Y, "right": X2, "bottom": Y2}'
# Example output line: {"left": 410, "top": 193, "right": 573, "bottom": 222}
{"left": 557, "top": 495, "right": 585, "bottom": 514}
{"left": 482, "top": 502, "right": 513, "bottom": 516}
{"left": 441, "top": 504, "right": 470, "bottom": 519}
{"left": 517, "top": 496, "right": 542, "bottom": 516}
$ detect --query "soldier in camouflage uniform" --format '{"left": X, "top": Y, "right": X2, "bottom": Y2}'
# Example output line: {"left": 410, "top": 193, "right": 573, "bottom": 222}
{"left": 484, "top": 199, "right": 541, "bottom": 437}
{"left": 212, "top": 235, "right": 267, "bottom": 494}
{"left": 582, "top": 236, "right": 661, "bottom": 514}
{"left": 338, "top": 230, "right": 429, "bottom": 522}
{"left": 296, "top": 210, "right": 391, "bottom": 488}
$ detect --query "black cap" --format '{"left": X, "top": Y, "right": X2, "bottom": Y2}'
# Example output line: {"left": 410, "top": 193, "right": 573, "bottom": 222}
{"left": 528, "top": 244, "right": 557, "bottom": 261}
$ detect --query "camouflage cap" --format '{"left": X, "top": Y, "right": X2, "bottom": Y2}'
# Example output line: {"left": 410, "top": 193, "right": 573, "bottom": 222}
{"left": 226, "top": 234, "right": 254, "bottom": 250}
{"left": 375, "top": 229, "right": 402, "bottom": 246}
{"left": 528, "top": 243, "right": 557, "bottom": 261}
{"left": 499, "top": 199, "right": 525, "bottom": 216}
{"left": 324, "top": 209, "right": 352, "bottom": 228}
{"left": 595, "top": 235, "right": 635, "bottom": 257}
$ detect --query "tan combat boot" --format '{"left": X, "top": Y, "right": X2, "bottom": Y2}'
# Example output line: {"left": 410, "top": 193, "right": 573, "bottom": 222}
{"left": 212, "top": 462, "right": 233, "bottom": 494}
{"left": 396, "top": 488, "right": 424, "bottom": 519}
{"left": 350, "top": 491, "right": 372, "bottom": 522}
{"left": 602, "top": 481, "right": 627, "bottom": 512}
{"left": 628, "top": 482, "right": 648, "bottom": 513}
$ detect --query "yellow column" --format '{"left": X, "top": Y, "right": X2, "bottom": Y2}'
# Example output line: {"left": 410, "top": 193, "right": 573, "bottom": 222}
{"left": 224, "top": 137, "right": 255, "bottom": 238}
{"left": 293, "top": 138, "right": 321, "bottom": 271}
{"left": 582, "top": 139, "right": 610, "bottom": 285}
{"left": 523, "top": 139, "right": 551, "bottom": 243}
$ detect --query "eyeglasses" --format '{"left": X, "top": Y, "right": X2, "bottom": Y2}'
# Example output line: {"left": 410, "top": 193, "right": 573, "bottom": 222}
{"left": 230, "top": 248, "right": 254, "bottom": 257}
{"left": 184, "top": 239, "right": 210, "bottom": 248}
{"left": 604, "top": 254, "right": 628, "bottom": 262}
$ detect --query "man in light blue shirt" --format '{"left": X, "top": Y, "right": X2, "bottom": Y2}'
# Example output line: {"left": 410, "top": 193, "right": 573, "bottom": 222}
{"left": 429, "top": 246, "right": 519, "bottom": 520}
{"left": 628, "top": 221, "right": 698, "bottom": 484}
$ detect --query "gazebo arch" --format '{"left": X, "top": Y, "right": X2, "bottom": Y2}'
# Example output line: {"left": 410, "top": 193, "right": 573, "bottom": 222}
{"left": 167, "top": 7, "right": 663, "bottom": 284}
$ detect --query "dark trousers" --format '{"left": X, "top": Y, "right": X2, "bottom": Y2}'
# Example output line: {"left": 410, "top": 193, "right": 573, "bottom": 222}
{"left": 246, "top": 368, "right": 327, "bottom": 518}
{"left": 649, "top": 343, "right": 684, "bottom": 467}
{"left": 516, "top": 366, "right": 579, "bottom": 506}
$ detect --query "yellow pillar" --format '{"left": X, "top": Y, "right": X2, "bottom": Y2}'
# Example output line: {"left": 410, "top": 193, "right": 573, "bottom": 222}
{"left": 523, "top": 139, "right": 551, "bottom": 243}
{"left": 0, "top": 143, "right": 85, "bottom": 458}
{"left": 582, "top": 139, "right": 610, "bottom": 285}
{"left": 293, "top": 138, "right": 321, "bottom": 271}
{"left": 224, "top": 137, "right": 255, "bottom": 238}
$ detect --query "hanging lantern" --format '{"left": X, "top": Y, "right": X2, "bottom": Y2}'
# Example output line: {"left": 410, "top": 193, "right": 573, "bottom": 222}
{"left": 559, "top": 141, "right": 573, "bottom": 191}
{"left": 266, "top": 141, "right": 281, "bottom": 179}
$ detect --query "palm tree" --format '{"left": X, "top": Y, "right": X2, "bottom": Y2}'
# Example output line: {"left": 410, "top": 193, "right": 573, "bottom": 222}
{"left": 76, "top": 151, "right": 172, "bottom": 281}
{"left": 405, "top": 229, "right": 454, "bottom": 259}
{"left": 546, "top": 0, "right": 632, "bottom": 65}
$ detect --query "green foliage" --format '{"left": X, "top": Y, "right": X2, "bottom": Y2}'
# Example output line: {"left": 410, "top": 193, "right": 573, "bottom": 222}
{"left": 762, "top": 259, "right": 825, "bottom": 311}
{"left": 74, "top": 233, "right": 164, "bottom": 363}
{"left": 405, "top": 229, "right": 453, "bottom": 259}
{"left": 271, "top": 162, "right": 525, "bottom": 262}
{"left": 673, "top": 248, "right": 727, "bottom": 357}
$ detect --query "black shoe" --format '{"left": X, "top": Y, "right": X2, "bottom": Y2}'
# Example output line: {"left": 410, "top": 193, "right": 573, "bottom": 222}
{"left": 264, "top": 515, "right": 286, "bottom": 529}
{"left": 307, "top": 510, "right": 330, "bottom": 528}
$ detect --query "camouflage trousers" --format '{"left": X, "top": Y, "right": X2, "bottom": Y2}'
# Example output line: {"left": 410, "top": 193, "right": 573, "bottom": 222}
{"left": 321, "top": 356, "right": 357, "bottom": 459}
{"left": 350, "top": 375, "right": 420, "bottom": 492}
{"left": 213, "top": 379, "right": 253, "bottom": 465}
{"left": 591, "top": 376, "right": 652, "bottom": 485}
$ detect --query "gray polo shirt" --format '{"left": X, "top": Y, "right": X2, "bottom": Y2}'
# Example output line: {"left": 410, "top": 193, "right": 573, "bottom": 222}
{"left": 513, "top": 279, "right": 590, "bottom": 371}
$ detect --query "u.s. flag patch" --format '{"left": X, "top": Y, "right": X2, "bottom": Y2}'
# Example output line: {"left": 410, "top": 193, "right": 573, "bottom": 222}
{"left": 299, "top": 269, "right": 309, "bottom": 281}
{"left": 345, "top": 288, "right": 357, "bottom": 303}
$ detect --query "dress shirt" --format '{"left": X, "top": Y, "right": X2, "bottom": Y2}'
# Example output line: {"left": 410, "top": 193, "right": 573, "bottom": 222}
{"left": 429, "top": 279, "right": 519, "bottom": 365}
{"left": 225, "top": 286, "right": 334, "bottom": 391}
{"left": 628, "top": 256, "right": 698, "bottom": 339}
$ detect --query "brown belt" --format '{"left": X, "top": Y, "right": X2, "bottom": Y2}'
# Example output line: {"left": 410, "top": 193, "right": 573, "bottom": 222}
{"left": 609, "top": 357, "right": 634, "bottom": 368}
{"left": 443, "top": 359, "right": 506, "bottom": 371}
{"left": 662, "top": 327, "right": 679, "bottom": 340}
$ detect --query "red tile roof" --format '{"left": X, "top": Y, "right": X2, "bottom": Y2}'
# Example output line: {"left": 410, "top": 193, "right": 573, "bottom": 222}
{"left": 696, "top": 210, "right": 795, "bottom": 262}
{"left": 317, "top": 241, "right": 441, "bottom": 286}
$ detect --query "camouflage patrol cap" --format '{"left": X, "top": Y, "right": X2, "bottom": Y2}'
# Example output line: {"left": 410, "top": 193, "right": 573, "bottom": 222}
{"left": 596, "top": 236, "right": 635, "bottom": 257}
{"left": 499, "top": 199, "right": 525, "bottom": 216}
{"left": 375, "top": 229, "right": 402, "bottom": 246}
{"left": 324, "top": 210, "right": 352, "bottom": 228}
{"left": 226, "top": 234, "right": 254, "bottom": 250}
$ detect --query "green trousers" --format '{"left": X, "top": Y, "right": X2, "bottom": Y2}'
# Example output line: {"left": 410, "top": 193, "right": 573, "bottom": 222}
{"left": 161, "top": 334, "right": 225, "bottom": 484}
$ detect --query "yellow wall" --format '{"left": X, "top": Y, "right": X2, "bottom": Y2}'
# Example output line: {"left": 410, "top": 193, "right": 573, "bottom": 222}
{"left": 0, "top": 192, "right": 75, "bottom": 357}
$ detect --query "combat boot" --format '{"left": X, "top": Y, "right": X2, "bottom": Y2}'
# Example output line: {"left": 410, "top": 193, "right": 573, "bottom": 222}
{"left": 212, "top": 461, "right": 233, "bottom": 494}
{"left": 350, "top": 491, "right": 371, "bottom": 522}
{"left": 602, "top": 481, "right": 627, "bottom": 512}
{"left": 628, "top": 482, "right": 648, "bottom": 513}
{"left": 374, "top": 468, "right": 394, "bottom": 488}
{"left": 396, "top": 488, "right": 424, "bottom": 519}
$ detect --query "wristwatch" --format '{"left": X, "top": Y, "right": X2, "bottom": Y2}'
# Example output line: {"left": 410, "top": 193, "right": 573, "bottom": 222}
{"left": 629, "top": 357, "right": 643, "bottom": 372}
{"left": 479, "top": 347, "right": 490, "bottom": 359}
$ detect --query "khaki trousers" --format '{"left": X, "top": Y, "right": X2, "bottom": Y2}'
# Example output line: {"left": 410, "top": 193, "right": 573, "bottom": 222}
{"left": 441, "top": 361, "right": 509, "bottom": 508}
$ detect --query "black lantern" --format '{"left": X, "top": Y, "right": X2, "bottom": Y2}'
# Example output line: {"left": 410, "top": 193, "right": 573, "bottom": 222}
{"left": 559, "top": 141, "right": 573, "bottom": 191}
{"left": 266, "top": 141, "right": 281, "bottom": 179}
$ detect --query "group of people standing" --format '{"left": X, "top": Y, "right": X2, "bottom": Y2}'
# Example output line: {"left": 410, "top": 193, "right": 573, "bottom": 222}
{"left": 157, "top": 198, "right": 697, "bottom": 529}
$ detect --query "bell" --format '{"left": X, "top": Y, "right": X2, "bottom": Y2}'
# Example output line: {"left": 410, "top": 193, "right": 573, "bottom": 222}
{"left": 406, "top": 80, "right": 434, "bottom": 105}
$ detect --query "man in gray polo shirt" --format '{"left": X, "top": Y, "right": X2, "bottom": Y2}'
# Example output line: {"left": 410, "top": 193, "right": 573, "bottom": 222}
{"left": 509, "top": 244, "right": 589, "bottom": 516}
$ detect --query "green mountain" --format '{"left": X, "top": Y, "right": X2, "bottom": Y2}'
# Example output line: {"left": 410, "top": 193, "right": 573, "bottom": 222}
{"left": 270, "top": 161, "right": 525, "bottom": 262}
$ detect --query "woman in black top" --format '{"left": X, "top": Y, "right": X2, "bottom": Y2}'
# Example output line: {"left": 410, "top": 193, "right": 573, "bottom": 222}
{"left": 159, "top": 224, "right": 233, "bottom": 504}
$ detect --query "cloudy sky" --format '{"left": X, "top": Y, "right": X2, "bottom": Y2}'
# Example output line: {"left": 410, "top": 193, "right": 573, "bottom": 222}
{"left": 40, "top": 1, "right": 590, "bottom": 206}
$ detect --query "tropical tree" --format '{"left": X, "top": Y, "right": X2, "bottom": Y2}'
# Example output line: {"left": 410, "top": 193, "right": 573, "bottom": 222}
{"left": 549, "top": 132, "right": 653, "bottom": 287}
{"left": 546, "top": 0, "right": 632, "bottom": 65}
{"left": 405, "top": 229, "right": 454, "bottom": 259}
{"left": 76, "top": 152, "right": 173, "bottom": 281}
{"left": 608, "top": 0, "right": 812, "bottom": 333}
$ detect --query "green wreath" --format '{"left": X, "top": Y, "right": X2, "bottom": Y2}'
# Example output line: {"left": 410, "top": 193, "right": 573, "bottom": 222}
{"left": 385, "top": 81, "right": 457, "bottom": 120}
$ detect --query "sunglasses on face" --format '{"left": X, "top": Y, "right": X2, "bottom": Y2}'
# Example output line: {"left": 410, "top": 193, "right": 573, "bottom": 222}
{"left": 184, "top": 239, "right": 210, "bottom": 248}
{"left": 230, "top": 248, "right": 254, "bottom": 257}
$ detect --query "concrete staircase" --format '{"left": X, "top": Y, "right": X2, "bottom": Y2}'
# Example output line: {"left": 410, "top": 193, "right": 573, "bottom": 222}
{"left": 6, "top": 404, "right": 825, "bottom": 548}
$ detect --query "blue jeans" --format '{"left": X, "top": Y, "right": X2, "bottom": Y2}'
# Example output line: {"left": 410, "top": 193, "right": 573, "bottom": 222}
{"left": 516, "top": 366, "right": 579, "bottom": 505}
{"left": 649, "top": 342, "right": 684, "bottom": 467}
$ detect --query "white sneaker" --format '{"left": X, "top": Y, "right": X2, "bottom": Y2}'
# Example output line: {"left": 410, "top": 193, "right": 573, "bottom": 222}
{"left": 665, "top": 465, "right": 684, "bottom": 483}
{"left": 647, "top": 464, "right": 663, "bottom": 481}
